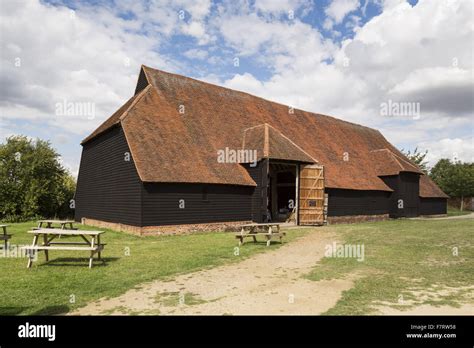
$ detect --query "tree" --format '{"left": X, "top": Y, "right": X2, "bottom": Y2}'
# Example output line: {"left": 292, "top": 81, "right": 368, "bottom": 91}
{"left": 0, "top": 135, "right": 76, "bottom": 221}
{"left": 430, "top": 159, "right": 474, "bottom": 210}
{"left": 401, "top": 147, "right": 429, "bottom": 174}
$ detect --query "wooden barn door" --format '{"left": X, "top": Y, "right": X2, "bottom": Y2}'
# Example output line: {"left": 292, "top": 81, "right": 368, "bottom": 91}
{"left": 298, "top": 164, "right": 325, "bottom": 225}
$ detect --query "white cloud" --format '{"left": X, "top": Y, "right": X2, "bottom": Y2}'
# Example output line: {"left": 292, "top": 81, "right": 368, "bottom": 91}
{"left": 181, "top": 21, "right": 211, "bottom": 44}
{"left": 418, "top": 138, "right": 474, "bottom": 166}
{"left": 325, "top": 0, "right": 360, "bottom": 27}
{"left": 0, "top": 0, "right": 207, "bottom": 138}
{"left": 184, "top": 48, "right": 209, "bottom": 60}
{"left": 254, "top": 0, "right": 310, "bottom": 15}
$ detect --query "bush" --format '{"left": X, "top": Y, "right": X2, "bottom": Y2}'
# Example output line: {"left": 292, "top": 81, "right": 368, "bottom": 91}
{"left": 0, "top": 135, "right": 76, "bottom": 221}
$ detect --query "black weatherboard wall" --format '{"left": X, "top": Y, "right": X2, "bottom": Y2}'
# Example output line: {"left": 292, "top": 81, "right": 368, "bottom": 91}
{"left": 141, "top": 183, "right": 254, "bottom": 226}
{"left": 420, "top": 198, "right": 447, "bottom": 215}
{"left": 326, "top": 188, "right": 390, "bottom": 216}
{"left": 243, "top": 160, "right": 268, "bottom": 223}
{"left": 75, "top": 126, "right": 142, "bottom": 226}
{"left": 381, "top": 172, "right": 421, "bottom": 218}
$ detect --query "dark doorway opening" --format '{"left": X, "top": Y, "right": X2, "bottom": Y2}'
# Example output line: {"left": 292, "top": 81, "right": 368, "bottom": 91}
{"left": 267, "top": 162, "right": 297, "bottom": 222}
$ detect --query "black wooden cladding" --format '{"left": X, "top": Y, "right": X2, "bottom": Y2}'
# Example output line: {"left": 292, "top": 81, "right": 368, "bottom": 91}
{"left": 134, "top": 68, "right": 149, "bottom": 95}
{"left": 381, "top": 172, "right": 420, "bottom": 218}
{"left": 326, "top": 188, "right": 390, "bottom": 216}
{"left": 420, "top": 198, "right": 447, "bottom": 215}
{"left": 141, "top": 183, "right": 253, "bottom": 226}
{"left": 75, "top": 126, "right": 142, "bottom": 226}
{"left": 242, "top": 160, "right": 268, "bottom": 223}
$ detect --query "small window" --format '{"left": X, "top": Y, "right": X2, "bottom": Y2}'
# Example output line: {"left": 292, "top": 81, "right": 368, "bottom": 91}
{"left": 308, "top": 200, "right": 317, "bottom": 207}
{"left": 202, "top": 186, "right": 209, "bottom": 201}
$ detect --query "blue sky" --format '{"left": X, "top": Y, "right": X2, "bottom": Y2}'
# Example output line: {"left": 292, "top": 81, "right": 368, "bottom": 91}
{"left": 1, "top": 0, "right": 472, "bottom": 176}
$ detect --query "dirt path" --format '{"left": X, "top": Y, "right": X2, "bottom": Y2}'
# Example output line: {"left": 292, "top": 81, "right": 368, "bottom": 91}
{"left": 412, "top": 212, "right": 474, "bottom": 220}
{"left": 72, "top": 227, "right": 355, "bottom": 315}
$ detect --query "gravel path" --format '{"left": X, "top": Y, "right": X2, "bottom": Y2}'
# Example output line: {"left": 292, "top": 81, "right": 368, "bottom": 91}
{"left": 72, "top": 227, "right": 355, "bottom": 315}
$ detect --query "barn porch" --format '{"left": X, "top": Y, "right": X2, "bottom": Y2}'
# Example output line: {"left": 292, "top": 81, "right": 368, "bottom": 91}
{"left": 266, "top": 161, "right": 325, "bottom": 226}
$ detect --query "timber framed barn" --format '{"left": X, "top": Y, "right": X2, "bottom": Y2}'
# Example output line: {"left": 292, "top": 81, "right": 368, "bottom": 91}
{"left": 75, "top": 65, "right": 448, "bottom": 234}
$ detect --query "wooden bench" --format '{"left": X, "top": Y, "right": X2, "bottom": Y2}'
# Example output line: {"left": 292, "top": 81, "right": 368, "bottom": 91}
{"left": 0, "top": 225, "right": 12, "bottom": 250}
{"left": 22, "top": 229, "right": 105, "bottom": 268}
{"left": 37, "top": 220, "right": 77, "bottom": 230}
{"left": 235, "top": 223, "right": 285, "bottom": 247}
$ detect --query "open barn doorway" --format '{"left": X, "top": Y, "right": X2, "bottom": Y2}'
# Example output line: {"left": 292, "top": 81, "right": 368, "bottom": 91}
{"left": 267, "top": 162, "right": 297, "bottom": 222}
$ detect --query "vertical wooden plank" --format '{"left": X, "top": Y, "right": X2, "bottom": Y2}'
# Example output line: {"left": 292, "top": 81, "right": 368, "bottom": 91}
{"left": 298, "top": 164, "right": 325, "bottom": 225}
{"left": 295, "top": 164, "right": 299, "bottom": 225}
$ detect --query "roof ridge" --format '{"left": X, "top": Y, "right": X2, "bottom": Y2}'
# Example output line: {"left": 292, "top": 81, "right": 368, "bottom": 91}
{"left": 263, "top": 124, "right": 270, "bottom": 157}
{"left": 119, "top": 84, "right": 152, "bottom": 122}
{"left": 372, "top": 147, "right": 423, "bottom": 175}
{"left": 266, "top": 123, "right": 319, "bottom": 163}
{"left": 391, "top": 151, "right": 424, "bottom": 173}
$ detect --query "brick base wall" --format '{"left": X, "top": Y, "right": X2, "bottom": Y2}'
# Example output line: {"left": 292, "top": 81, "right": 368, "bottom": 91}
{"left": 419, "top": 214, "right": 448, "bottom": 218}
{"left": 81, "top": 218, "right": 251, "bottom": 236}
{"left": 327, "top": 214, "right": 389, "bottom": 225}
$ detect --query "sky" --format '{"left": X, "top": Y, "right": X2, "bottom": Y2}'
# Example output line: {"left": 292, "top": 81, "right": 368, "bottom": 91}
{"left": 0, "top": 0, "right": 473, "bottom": 177}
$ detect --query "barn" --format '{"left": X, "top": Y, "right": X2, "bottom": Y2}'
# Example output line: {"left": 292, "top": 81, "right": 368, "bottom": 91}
{"left": 75, "top": 65, "right": 448, "bottom": 234}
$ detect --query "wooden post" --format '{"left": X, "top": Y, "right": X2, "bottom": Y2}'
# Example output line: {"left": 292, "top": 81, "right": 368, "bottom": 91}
{"left": 97, "top": 234, "right": 101, "bottom": 260}
{"left": 270, "top": 168, "right": 278, "bottom": 221}
{"left": 27, "top": 234, "right": 39, "bottom": 268}
{"left": 43, "top": 234, "right": 49, "bottom": 261}
{"left": 295, "top": 164, "right": 300, "bottom": 225}
{"left": 89, "top": 236, "right": 95, "bottom": 268}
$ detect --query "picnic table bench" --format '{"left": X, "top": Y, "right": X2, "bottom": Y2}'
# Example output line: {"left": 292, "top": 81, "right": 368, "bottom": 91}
{"left": 37, "top": 219, "right": 76, "bottom": 230}
{"left": 22, "top": 229, "right": 105, "bottom": 268}
{"left": 235, "top": 223, "right": 286, "bottom": 247}
{"left": 0, "top": 224, "right": 12, "bottom": 250}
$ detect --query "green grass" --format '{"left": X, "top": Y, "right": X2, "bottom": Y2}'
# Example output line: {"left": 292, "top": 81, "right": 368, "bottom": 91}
{"left": 447, "top": 206, "right": 472, "bottom": 216}
{"left": 0, "top": 222, "right": 308, "bottom": 315}
{"left": 306, "top": 219, "right": 474, "bottom": 315}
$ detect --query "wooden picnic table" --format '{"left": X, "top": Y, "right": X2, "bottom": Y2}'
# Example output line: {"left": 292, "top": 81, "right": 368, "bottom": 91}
{"left": 235, "top": 223, "right": 286, "bottom": 247}
{"left": 37, "top": 219, "right": 76, "bottom": 230}
{"left": 22, "top": 228, "right": 105, "bottom": 268}
{"left": 0, "top": 224, "right": 11, "bottom": 250}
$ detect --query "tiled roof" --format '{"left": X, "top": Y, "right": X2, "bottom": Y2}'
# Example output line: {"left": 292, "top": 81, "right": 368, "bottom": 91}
{"left": 371, "top": 149, "right": 424, "bottom": 176}
{"left": 242, "top": 123, "right": 317, "bottom": 163}
{"left": 81, "top": 65, "right": 448, "bottom": 198}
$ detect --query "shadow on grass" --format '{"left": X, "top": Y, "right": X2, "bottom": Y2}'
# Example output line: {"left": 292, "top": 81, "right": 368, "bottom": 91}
{"left": 0, "top": 307, "right": 30, "bottom": 315}
{"left": 31, "top": 305, "right": 70, "bottom": 315}
{"left": 239, "top": 240, "right": 284, "bottom": 246}
{"left": 37, "top": 257, "right": 120, "bottom": 267}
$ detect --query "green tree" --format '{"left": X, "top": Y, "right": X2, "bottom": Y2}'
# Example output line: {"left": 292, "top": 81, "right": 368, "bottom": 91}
{"left": 401, "top": 147, "right": 429, "bottom": 173}
{"left": 0, "top": 135, "right": 76, "bottom": 221}
{"left": 430, "top": 159, "right": 474, "bottom": 210}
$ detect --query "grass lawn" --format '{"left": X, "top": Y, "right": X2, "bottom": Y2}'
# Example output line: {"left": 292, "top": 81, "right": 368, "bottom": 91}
{"left": 447, "top": 206, "right": 472, "bottom": 216}
{"left": 0, "top": 222, "right": 308, "bottom": 315}
{"left": 306, "top": 218, "right": 474, "bottom": 314}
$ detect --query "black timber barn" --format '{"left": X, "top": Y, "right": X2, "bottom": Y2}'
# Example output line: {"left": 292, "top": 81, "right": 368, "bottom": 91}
{"left": 75, "top": 66, "right": 448, "bottom": 234}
